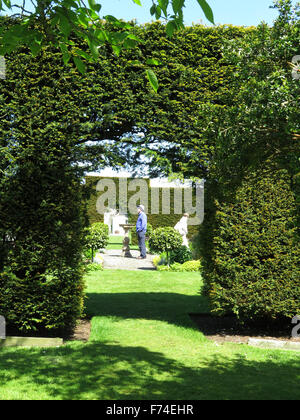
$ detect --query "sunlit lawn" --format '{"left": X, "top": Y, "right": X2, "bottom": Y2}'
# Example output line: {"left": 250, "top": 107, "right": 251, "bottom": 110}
{"left": 106, "top": 235, "right": 145, "bottom": 251}
{"left": 0, "top": 270, "right": 300, "bottom": 400}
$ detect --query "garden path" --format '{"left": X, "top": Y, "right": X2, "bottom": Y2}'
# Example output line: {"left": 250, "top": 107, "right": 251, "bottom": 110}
{"left": 101, "top": 249, "right": 155, "bottom": 270}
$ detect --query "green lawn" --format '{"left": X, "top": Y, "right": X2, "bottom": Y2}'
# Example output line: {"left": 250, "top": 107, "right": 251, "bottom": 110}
{"left": 106, "top": 235, "right": 123, "bottom": 250}
{"left": 0, "top": 270, "right": 300, "bottom": 400}
{"left": 106, "top": 235, "right": 140, "bottom": 251}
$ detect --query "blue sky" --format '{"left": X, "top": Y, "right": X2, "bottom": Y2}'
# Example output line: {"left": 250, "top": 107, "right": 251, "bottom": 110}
{"left": 99, "top": 0, "right": 284, "bottom": 27}
{"left": 2, "top": 1, "right": 296, "bottom": 27}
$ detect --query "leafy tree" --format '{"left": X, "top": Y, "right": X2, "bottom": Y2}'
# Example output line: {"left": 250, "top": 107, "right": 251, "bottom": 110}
{"left": 0, "top": 0, "right": 214, "bottom": 84}
{"left": 84, "top": 222, "right": 109, "bottom": 262}
{"left": 169, "top": 0, "right": 299, "bottom": 189}
{"left": 149, "top": 227, "right": 182, "bottom": 265}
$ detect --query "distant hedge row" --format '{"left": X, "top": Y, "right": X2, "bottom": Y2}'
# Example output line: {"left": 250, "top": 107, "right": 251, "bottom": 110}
{"left": 85, "top": 176, "right": 199, "bottom": 244}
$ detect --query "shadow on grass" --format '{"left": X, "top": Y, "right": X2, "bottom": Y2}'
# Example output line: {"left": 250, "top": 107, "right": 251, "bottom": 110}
{"left": 86, "top": 292, "right": 209, "bottom": 329}
{"left": 0, "top": 341, "right": 300, "bottom": 400}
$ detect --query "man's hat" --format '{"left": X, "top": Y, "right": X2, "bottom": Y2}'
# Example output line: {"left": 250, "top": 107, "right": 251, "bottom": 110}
{"left": 137, "top": 204, "right": 145, "bottom": 212}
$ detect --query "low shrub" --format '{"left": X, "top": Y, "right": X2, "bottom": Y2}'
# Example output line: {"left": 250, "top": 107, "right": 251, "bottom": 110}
{"left": 84, "top": 262, "right": 104, "bottom": 273}
{"left": 84, "top": 222, "right": 109, "bottom": 261}
{"left": 170, "top": 245, "right": 193, "bottom": 264}
{"left": 156, "top": 260, "right": 201, "bottom": 272}
{"left": 145, "top": 223, "right": 153, "bottom": 240}
{"left": 149, "top": 227, "right": 182, "bottom": 265}
{"left": 179, "top": 260, "right": 202, "bottom": 272}
{"left": 0, "top": 267, "right": 85, "bottom": 332}
{"left": 152, "top": 255, "right": 161, "bottom": 267}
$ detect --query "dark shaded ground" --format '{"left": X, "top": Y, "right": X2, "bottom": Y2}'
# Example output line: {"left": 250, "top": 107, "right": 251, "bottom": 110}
{"left": 68, "top": 314, "right": 300, "bottom": 345}
{"left": 190, "top": 313, "right": 300, "bottom": 344}
{"left": 6, "top": 319, "right": 91, "bottom": 342}
{"left": 68, "top": 308, "right": 300, "bottom": 346}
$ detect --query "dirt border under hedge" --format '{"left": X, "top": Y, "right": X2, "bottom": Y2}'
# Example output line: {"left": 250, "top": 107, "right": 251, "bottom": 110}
{"left": 189, "top": 313, "right": 300, "bottom": 344}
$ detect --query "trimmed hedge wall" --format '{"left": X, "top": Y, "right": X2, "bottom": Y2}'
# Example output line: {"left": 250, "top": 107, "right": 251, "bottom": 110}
{"left": 0, "top": 267, "right": 85, "bottom": 333}
{"left": 201, "top": 163, "right": 300, "bottom": 322}
{"left": 85, "top": 176, "right": 199, "bottom": 245}
{"left": 0, "top": 17, "right": 251, "bottom": 333}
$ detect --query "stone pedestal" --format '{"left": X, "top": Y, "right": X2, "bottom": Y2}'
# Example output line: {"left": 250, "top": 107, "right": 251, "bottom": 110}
{"left": 120, "top": 224, "right": 135, "bottom": 258}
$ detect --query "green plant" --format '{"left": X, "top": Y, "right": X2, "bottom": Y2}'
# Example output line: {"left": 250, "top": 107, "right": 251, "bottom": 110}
{"left": 156, "top": 260, "right": 201, "bottom": 272}
{"left": 84, "top": 262, "right": 104, "bottom": 273}
{"left": 83, "top": 248, "right": 93, "bottom": 261}
{"left": 0, "top": 1, "right": 214, "bottom": 78}
{"left": 0, "top": 266, "right": 85, "bottom": 332}
{"left": 170, "top": 245, "right": 193, "bottom": 264}
{"left": 177, "top": 260, "right": 201, "bottom": 272}
{"left": 152, "top": 255, "right": 161, "bottom": 267}
{"left": 84, "top": 223, "right": 109, "bottom": 262}
{"left": 149, "top": 227, "right": 182, "bottom": 266}
{"left": 0, "top": 152, "right": 87, "bottom": 333}
{"left": 145, "top": 223, "right": 153, "bottom": 240}
{"left": 202, "top": 164, "right": 300, "bottom": 322}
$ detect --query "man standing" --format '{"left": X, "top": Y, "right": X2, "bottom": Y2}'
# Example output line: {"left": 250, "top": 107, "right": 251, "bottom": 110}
{"left": 136, "top": 204, "right": 147, "bottom": 259}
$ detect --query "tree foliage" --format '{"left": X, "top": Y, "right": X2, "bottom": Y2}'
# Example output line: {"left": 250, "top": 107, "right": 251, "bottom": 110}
{"left": 149, "top": 226, "right": 182, "bottom": 265}
{"left": 172, "top": 0, "right": 300, "bottom": 188}
{"left": 0, "top": 0, "right": 214, "bottom": 78}
{"left": 0, "top": 17, "right": 246, "bottom": 178}
{"left": 193, "top": 1, "right": 300, "bottom": 323}
{"left": 84, "top": 222, "right": 109, "bottom": 261}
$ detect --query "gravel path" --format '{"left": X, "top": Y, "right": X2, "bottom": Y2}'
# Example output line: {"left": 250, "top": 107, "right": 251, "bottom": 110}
{"left": 102, "top": 249, "right": 155, "bottom": 270}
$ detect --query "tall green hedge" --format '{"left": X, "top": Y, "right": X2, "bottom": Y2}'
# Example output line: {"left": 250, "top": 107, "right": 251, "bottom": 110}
{"left": 201, "top": 163, "right": 300, "bottom": 322}
{"left": 0, "top": 162, "right": 87, "bottom": 332}
{"left": 0, "top": 17, "right": 250, "bottom": 332}
{"left": 0, "top": 19, "right": 88, "bottom": 332}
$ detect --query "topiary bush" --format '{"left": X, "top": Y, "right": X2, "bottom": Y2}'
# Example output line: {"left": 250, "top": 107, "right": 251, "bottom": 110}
{"left": 84, "top": 222, "right": 109, "bottom": 262}
{"left": 202, "top": 164, "right": 300, "bottom": 322}
{"left": 149, "top": 227, "right": 182, "bottom": 266}
{"left": 170, "top": 245, "right": 193, "bottom": 264}
{"left": 0, "top": 266, "right": 85, "bottom": 333}
{"left": 0, "top": 160, "right": 87, "bottom": 334}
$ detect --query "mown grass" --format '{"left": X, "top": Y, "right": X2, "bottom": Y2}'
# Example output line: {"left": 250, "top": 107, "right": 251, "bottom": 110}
{"left": 0, "top": 270, "right": 299, "bottom": 400}
{"left": 106, "top": 235, "right": 145, "bottom": 251}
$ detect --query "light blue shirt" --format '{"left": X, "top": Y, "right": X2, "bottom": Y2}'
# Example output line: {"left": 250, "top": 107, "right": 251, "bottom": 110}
{"left": 136, "top": 212, "right": 147, "bottom": 233}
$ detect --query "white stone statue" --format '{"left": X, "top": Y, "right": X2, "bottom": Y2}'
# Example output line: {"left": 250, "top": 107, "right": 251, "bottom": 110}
{"left": 174, "top": 213, "right": 189, "bottom": 247}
